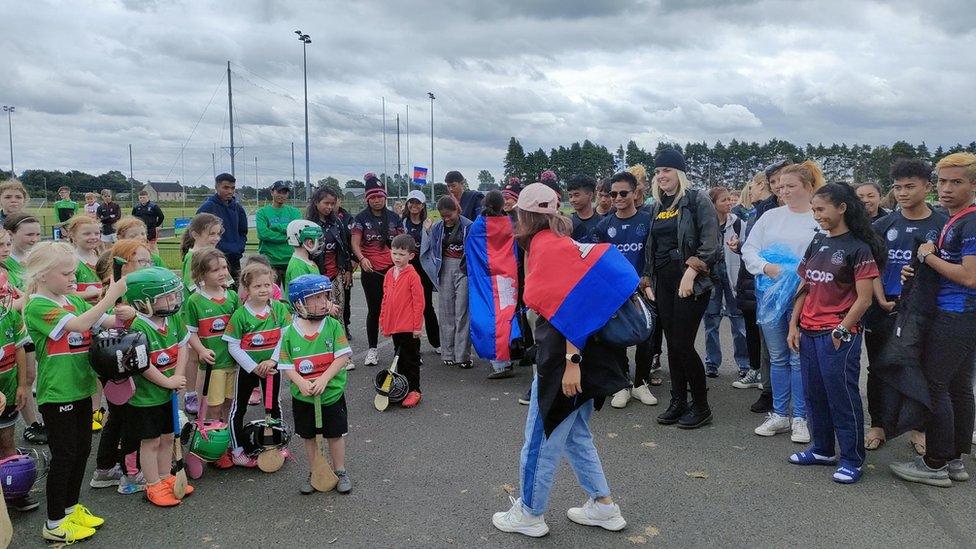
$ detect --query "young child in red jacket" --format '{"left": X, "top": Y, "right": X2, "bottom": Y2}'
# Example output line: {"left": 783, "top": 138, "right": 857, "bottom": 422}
{"left": 379, "top": 234, "right": 427, "bottom": 407}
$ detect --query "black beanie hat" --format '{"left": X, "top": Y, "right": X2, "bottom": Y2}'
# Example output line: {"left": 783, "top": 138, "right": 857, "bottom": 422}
{"left": 444, "top": 170, "right": 465, "bottom": 184}
{"left": 654, "top": 148, "right": 687, "bottom": 173}
{"left": 364, "top": 172, "right": 387, "bottom": 200}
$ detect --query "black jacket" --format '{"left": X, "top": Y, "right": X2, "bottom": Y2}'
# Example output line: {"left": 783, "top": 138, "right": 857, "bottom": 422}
{"left": 643, "top": 189, "right": 720, "bottom": 296}
{"left": 312, "top": 213, "right": 353, "bottom": 274}
{"left": 95, "top": 202, "right": 122, "bottom": 235}
{"left": 735, "top": 195, "right": 780, "bottom": 311}
{"left": 459, "top": 190, "right": 484, "bottom": 222}
{"left": 132, "top": 201, "right": 165, "bottom": 241}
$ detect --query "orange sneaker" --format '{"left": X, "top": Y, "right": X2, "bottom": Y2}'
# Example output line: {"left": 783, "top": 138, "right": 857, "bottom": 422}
{"left": 145, "top": 481, "right": 181, "bottom": 507}
{"left": 213, "top": 451, "right": 234, "bottom": 470}
{"left": 401, "top": 391, "right": 422, "bottom": 408}
{"left": 163, "top": 475, "right": 195, "bottom": 497}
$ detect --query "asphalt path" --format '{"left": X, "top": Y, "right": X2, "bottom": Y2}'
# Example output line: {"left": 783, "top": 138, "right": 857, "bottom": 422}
{"left": 9, "top": 285, "right": 976, "bottom": 548}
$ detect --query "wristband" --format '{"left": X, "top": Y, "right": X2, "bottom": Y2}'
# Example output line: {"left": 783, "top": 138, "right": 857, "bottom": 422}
{"left": 831, "top": 325, "right": 853, "bottom": 342}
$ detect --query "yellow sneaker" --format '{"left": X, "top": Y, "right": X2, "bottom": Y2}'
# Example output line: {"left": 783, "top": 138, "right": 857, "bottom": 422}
{"left": 92, "top": 408, "right": 105, "bottom": 432}
{"left": 43, "top": 520, "right": 97, "bottom": 543}
{"left": 67, "top": 503, "right": 105, "bottom": 529}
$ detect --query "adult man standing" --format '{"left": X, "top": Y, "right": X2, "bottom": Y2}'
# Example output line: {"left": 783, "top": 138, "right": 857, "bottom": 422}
{"left": 445, "top": 170, "right": 484, "bottom": 221}
{"left": 567, "top": 174, "right": 602, "bottom": 242}
{"left": 197, "top": 172, "right": 248, "bottom": 283}
{"left": 131, "top": 190, "right": 165, "bottom": 252}
{"left": 256, "top": 181, "right": 302, "bottom": 283}
{"left": 96, "top": 189, "right": 121, "bottom": 244}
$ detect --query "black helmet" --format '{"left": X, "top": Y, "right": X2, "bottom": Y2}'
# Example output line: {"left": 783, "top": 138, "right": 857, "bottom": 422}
{"left": 240, "top": 418, "right": 292, "bottom": 456}
{"left": 89, "top": 329, "right": 150, "bottom": 382}
{"left": 373, "top": 368, "right": 409, "bottom": 403}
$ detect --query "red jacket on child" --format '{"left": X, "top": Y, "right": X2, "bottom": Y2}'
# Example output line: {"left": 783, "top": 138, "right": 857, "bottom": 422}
{"left": 379, "top": 264, "right": 426, "bottom": 336}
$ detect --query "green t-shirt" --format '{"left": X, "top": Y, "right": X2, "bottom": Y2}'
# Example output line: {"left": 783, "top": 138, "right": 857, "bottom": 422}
{"left": 0, "top": 311, "right": 30, "bottom": 402}
{"left": 53, "top": 199, "right": 79, "bottom": 224}
{"left": 129, "top": 314, "right": 190, "bottom": 408}
{"left": 152, "top": 253, "right": 166, "bottom": 268}
{"left": 276, "top": 317, "right": 350, "bottom": 405}
{"left": 75, "top": 259, "right": 102, "bottom": 295}
{"left": 4, "top": 256, "right": 24, "bottom": 290}
{"left": 284, "top": 255, "right": 318, "bottom": 297}
{"left": 223, "top": 301, "right": 291, "bottom": 365}
{"left": 256, "top": 204, "right": 303, "bottom": 267}
{"left": 25, "top": 294, "right": 101, "bottom": 405}
{"left": 181, "top": 250, "right": 196, "bottom": 296}
{"left": 184, "top": 288, "right": 240, "bottom": 370}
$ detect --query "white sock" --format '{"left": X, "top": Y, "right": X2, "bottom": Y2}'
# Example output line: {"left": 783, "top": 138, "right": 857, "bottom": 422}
{"left": 64, "top": 505, "right": 76, "bottom": 516}
{"left": 232, "top": 447, "right": 245, "bottom": 457}
{"left": 47, "top": 518, "right": 64, "bottom": 530}
{"left": 812, "top": 452, "right": 834, "bottom": 460}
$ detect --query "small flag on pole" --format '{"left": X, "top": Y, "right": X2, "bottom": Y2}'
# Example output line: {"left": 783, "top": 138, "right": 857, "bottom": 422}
{"left": 412, "top": 166, "right": 428, "bottom": 185}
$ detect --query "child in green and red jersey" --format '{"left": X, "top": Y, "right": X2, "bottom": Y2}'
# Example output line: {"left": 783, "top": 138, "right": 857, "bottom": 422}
{"left": 0, "top": 269, "right": 32, "bottom": 512}
{"left": 223, "top": 261, "right": 291, "bottom": 468}
{"left": 284, "top": 219, "right": 323, "bottom": 296}
{"left": 184, "top": 247, "right": 240, "bottom": 469}
{"left": 124, "top": 267, "right": 194, "bottom": 506}
{"left": 23, "top": 241, "right": 132, "bottom": 543}
{"left": 276, "top": 274, "right": 353, "bottom": 495}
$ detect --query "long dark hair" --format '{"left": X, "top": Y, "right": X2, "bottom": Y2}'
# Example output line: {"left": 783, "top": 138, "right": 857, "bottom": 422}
{"left": 482, "top": 190, "right": 505, "bottom": 217}
{"left": 307, "top": 186, "right": 341, "bottom": 223}
{"left": 814, "top": 183, "right": 885, "bottom": 269}
{"left": 401, "top": 198, "right": 427, "bottom": 224}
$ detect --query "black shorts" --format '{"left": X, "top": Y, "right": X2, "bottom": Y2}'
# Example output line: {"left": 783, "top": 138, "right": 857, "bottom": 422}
{"left": 127, "top": 402, "right": 173, "bottom": 440}
{"left": 0, "top": 404, "right": 19, "bottom": 429}
{"left": 292, "top": 395, "right": 348, "bottom": 439}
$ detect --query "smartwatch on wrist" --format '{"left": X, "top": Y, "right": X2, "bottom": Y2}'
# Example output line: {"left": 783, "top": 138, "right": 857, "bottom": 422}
{"left": 565, "top": 353, "right": 582, "bottom": 364}
{"left": 918, "top": 250, "right": 930, "bottom": 264}
{"left": 831, "top": 325, "right": 853, "bottom": 342}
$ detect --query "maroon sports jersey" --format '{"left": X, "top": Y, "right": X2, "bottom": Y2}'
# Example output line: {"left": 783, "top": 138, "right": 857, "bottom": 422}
{"left": 798, "top": 232, "right": 879, "bottom": 331}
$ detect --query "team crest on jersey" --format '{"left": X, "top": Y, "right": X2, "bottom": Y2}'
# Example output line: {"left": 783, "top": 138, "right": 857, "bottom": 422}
{"left": 67, "top": 332, "right": 85, "bottom": 347}
{"left": 298, "top": 359, "right": 314, "bottom": 374}
{"left": 887, "top": 228, "right": 898, "bottom": 242}
{"left": 212, "top": 318, "right": 226, "bottom": 332}
{"left": 635, "top": 224, "right": 648, "bottom": 237}
{"left": 925, "top": 230, "right": 939, "bottom": 242}
{"left": 251, "top": 333, "right": 265, "bottom": 346}
{"left": 607, "top": 226, "right": 617, "bottom": 239}
{"left": 156, "top": 352, "right": 171, "bottom": 366}
{"left": 831, "top": 250, "right": 845, "bottom": 265}
{"left": 3, "top": 328, "right": 12, "bottom": 340}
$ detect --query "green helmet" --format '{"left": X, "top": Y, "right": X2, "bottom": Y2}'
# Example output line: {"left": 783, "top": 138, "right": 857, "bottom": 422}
{"left": 125, "top": 267, "right": 184, "bottom": 317}
{"left": 188, "top": 423, "right": 231, "bottom": 461}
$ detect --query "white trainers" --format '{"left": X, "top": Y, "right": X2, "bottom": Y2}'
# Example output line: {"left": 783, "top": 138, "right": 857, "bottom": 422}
{"left": 492, "top": 496, "right": 549, "bottom": 537}
{"left": 567, "top": 498, "right": 627, "bottom": 531}
{"left": 631, "top": 384, "right": 658, "bottom": 406}
{"left": 790, "top": 417, "right": 810, "bottom": 443}
{"left": 345, "top": 360, "right": 356, "bottom": 371}
{"left": 754, "top": 413, "right": 791, "bottom": 437}
{"left": 610, "top": 388, "right": 632, "bottom": 409}
{"left": 365, "top": 348, "right": 379, "bottom": 366}
{"left": 434, "top": 347, "right": 442, "bottom": 355}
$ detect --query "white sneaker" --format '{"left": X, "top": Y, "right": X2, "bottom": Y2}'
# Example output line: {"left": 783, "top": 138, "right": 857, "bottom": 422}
{"left": 365, "top": 348, "right": 379, "bottom": 366}
{"left": 492, "top": 496, "right": 549, "bottom": 538}
{"left": 610, "top": 388, "right": 632, "bottom": 409}
{"left": 567, "top": 498, "right": 627, "bottom": 531}
{"left": 631, "top": 384, "right": 658, "bottom": 406}
{"left": 345, "top": 360, "right": 356, "bottom": 371}
{"left": 434, "top": 347, "right": 441, "bottom": 355}
{"left": 754, "top": 413, "right": 791, "bottom": 437}
{"left": 790, "top": 417, "right": 810, "bottom": 443}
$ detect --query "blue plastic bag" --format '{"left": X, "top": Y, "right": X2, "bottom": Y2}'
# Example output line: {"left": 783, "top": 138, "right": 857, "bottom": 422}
{"left": 755, "top": 244, "right": 802, "bottom": 326}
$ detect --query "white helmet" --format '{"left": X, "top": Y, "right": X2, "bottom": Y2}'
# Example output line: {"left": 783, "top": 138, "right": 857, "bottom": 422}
{"left": 286, "top": 219, "right": 324, "bottom": 248}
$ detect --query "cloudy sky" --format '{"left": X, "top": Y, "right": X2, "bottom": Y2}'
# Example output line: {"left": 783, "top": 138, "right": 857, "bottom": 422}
{"left": 1, "top": 0, "right": 974, "bottom": 188}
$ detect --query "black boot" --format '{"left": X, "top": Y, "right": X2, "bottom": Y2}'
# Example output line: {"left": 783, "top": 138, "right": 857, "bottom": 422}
{"left": 678, "top": 400, "right": 713, "bottom": 429}
{"left": 751, "top": 392, "right": 773, "bottom": 414}
{"left": 656, "top": 398, "right": 688, "bottom": 425}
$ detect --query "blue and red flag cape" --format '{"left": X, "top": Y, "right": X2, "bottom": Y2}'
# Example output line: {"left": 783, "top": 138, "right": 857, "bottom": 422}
{"left": 523, "top": 230, "right": 638, "bottom": 349}
{"left": 466, "top": 216, "right": 520, "bottom": 361}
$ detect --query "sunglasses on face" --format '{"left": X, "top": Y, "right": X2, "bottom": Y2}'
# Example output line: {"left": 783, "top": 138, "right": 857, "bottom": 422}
{"left": 609, "top": 190, "right": 631, "bottom": 198}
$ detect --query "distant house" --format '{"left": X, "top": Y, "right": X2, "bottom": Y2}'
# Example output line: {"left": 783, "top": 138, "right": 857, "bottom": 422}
{"left": 143, "top": 181, "right": 185, "bottom": 202}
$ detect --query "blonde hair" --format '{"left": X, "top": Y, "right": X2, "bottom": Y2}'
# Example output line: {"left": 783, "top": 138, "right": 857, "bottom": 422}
{"left": 115, "top": 216, "right": 148, "bottom": 240}
{"left": 626, "top": 164, "right": 648, "bottom": 188}
{"left": 779, "top": 160, "right": 825, "bottom": 192}
{"left": 24, "top": 241, "right": 75, "bottom": 295}
{"left": 190, "top": 247, "right": 226, "bottom": 285}
{"left": 651, "top": 168, "right": 690, "bottom": 204}
{"left": 936, "top": 152, "right": 976, "bottom": 182}
{"left": 85, "top": 192, "right": 98, "bottom": 200}
{"left": 62, "top": 215, "right": 101, "bottom": 244}
{"left": 0, "top": 180, "right": 28, "bottom": 199}
{"left": 738, "top": 185, "right": 752, "bottom": 209}
{"left": 239, "top": 261, "right": 274, "bottom": 291}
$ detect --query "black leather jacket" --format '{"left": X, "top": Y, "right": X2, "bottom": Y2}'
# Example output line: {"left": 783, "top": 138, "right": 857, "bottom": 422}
{"left": 643, "top": 189, "right": 720, "bottom": 296}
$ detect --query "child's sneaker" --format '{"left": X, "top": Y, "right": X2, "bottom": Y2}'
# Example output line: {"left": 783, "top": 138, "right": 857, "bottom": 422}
{"left": 43, "top": 520, "right": 96, "bottom": 543}
{"left": 90, "top": 465, "right": 122, "bottom": 488}
{"left": 492, "top": 496, "right": 549, "bottom": 537}
{"left": 345, "top": 359, "right": 356, "bottom": 371}
{"left": 948, "top": 458, "right": 970, "bottom": 482}
{"left": 92, "top": 407, "right": 105, "bottom": 431}
{"left": 24, "top": 421, "right": 48, "bottom": 444}
{"left": 365, "top": 348, "right": 379, "bottom": 366}
{"left": 66, "top": 504, "right": 104, "bottom": 529}
{"left": 335, "top": 469, "right": 352, "bottom": 493}
{"left": 567, "top": 498, "right": 627, "bottom": 531}
{"left": 163, "top": 474, "right": 195, "bottom": 496}
{"left": 401, "top": 391, "right": 422, "bottom": 408}
{"left": 9, "top": 494, "right": 39, "bottom": 512}
{"left": 145, "top": 481, "right": 181, "bottom": 507}
{"left": 184, "top": 392, "right": 199, "bottom": 415}
{"left": 232, "top": 450, "right": 258, "bottom": 468}
{"left": 248, "top": 387, "right": 261, "bottom": 405}
{"left": 213, "top": 450, "right": 234, "bottom": 469}
{"left": 300, "top": 474, "right": 314, "bottom": 495}
{"left": 118, "top": 472, "right": 147, "bottom": 494}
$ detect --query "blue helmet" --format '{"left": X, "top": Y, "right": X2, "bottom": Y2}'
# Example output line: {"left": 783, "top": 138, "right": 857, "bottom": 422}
{"left": 288, "top": 274, "right": 333, "bottom": 320}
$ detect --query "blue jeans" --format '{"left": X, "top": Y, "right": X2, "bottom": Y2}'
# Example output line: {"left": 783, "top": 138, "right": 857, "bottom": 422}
{"left": 799, "top": 332, "right": 864, "bottom": 468}
{"left": 519, "top": 378, "right": 610, "bottom": 516}
{"left": 703, "top": 269, "right": 750, "bottom": 372}
{"left": 760, "top": 312, "right": 805, "bottom": 418}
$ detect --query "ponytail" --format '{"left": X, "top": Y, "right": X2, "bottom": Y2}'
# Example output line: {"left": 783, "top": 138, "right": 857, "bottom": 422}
{"left": 781, "top": 160, "right": 825, "bottom": 192}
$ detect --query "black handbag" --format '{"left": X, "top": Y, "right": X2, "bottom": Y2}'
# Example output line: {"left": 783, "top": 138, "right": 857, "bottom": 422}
{"left": 595, "top": 292, "right": 656, "bottom": 347}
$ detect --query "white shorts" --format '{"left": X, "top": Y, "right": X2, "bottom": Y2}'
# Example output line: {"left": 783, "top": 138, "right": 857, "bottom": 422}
{"left": 100, "top": 233, "right": 118, "bottom": 243}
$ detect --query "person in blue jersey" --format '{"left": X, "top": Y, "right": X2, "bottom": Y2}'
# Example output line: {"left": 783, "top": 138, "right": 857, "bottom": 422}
{"left": 891, "top": 152, "right": 976, "bottom": 487}
{"left": 567, "top": 175, "right": 602, "bottom": 242}
{"left": 863, "top": 159, "right": 946, "bottom": 452}
{"left": 592, "top": 171, "right": 657, "bottom": 409}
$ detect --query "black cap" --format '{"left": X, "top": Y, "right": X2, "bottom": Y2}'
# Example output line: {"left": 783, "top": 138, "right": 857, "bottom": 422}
{"left": 271, "top": 181, "right": 291, "bottom": 192}
{"left": 444, "top": 170, "right": 465, "bottom": 184}
{"left": 764, "top": 159, "right": 790, "bottom": 179}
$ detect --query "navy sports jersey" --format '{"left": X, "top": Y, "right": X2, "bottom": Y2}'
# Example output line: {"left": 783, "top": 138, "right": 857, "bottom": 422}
{"left": 571, "top": 212, "right": 602, "bottom": 243}
{"left": 874, "top": 210, "right": 946, "bottom": 298}
{"left": 936, "top": 209, "right": 976, "bottom": 313}
{"left": 592, "top": 210, "right": 651, "bottom": 274}
{"left": 403, "top": 218, "right": 424, "bottom": 246}
{"left": 798, "top": 232, "right": 880, "bottom": 331}
{"left": 351, "top": 208, "right": 404, "bottom": 272}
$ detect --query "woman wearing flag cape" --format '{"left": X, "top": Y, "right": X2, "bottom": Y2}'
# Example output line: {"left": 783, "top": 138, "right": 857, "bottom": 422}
{"left": 492, "top": 184, "right": 634, "bottom": 538}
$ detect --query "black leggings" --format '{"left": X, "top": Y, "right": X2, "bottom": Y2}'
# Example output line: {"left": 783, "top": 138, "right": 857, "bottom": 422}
{"left": 40, "top": 398, "right": 92, "bottom": 520}
{"left": 392, "top": 333, "right": 422, "bottom": 392}
{"left": 864, "top": 313, "right": 895, "bottom": 429}
{"left": 740, "top": 307, "right": 762, "bottom": 371}
{"left": 656, "top": 265, "right": 710, "bottom": 402}
{"left": 361, "top": 270, "right": 386, "bottom": 348}
{"left": 922, "top": 311, "right": 976, "bottom": 462}
{"left": 633, "top": 324, "right": 663, "bottom": 387}
{"left": 95, "top": 400, "right": 140, "bottom": 472}
{"left": 343, "top": 283, "right": 352, "bottom": 328}
{"left": 413, "top": 258, "right": 441, "bottom": 348}
{"left": 229, "top": 370, "right": 281, "bottom": 450}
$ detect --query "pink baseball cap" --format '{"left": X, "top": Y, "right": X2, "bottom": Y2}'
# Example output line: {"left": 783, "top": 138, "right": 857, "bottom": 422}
{"left": 516, "top": 183, "right": 560, "bottom": 215}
